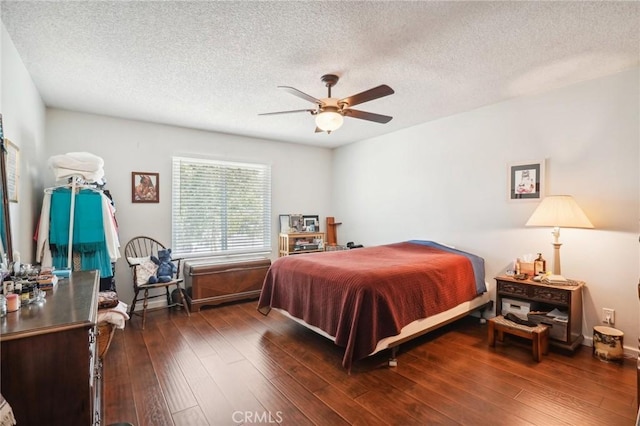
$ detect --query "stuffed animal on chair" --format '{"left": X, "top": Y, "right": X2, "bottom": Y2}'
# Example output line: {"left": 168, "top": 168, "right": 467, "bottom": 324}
{"left": 148, "top": 248, "right": 177, "bottom": 283}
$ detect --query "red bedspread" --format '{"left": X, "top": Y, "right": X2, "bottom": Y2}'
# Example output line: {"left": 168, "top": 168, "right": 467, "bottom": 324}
{"left": 257, "top": 242, "right": 479, "bottom": 369}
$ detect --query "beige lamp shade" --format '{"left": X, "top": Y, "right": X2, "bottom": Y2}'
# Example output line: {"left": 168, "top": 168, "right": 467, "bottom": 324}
{"left": 525, "top": 195, "right": 593, "bottom": 229}
{"left": 525, "top": 195, "right": 593, "bottom": 276}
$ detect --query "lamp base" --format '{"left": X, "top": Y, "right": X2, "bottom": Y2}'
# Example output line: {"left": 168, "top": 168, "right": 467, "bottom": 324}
{"left": 552, "top": 242, "right": 562, "bottom": 275}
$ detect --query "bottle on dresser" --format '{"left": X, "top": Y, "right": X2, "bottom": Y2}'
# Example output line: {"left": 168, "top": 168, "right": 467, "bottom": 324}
{"left": 534, "top": 253, "right": 546, "bottom": 275}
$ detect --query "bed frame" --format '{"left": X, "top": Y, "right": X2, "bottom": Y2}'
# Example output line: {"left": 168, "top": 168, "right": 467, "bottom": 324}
{"left": 274, "top": 281, "right": 494, "bottom": 367}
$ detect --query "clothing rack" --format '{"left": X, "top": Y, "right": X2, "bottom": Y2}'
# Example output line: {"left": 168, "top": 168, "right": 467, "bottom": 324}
{"left": 44, "top": 176, "right": 102, "bottom": 269}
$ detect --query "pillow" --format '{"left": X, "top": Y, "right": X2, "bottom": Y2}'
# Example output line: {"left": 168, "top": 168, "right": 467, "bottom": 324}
{"left": 135, "top": 259, "right": 158, "bottom": 286}
{"left": 128, "top": 255, "right": 150, "bottom": 266}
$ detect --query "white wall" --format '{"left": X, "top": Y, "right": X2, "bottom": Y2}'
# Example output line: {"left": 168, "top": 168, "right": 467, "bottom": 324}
{"left": 4, "top": 16, "right": 638, "bottom": 355}
{"left": 44, "top": 109, "right": 333, "bottom": 308}
{"left": 1, "top": 22, "right": 46, "bottom": 265}
{"left": 332, "top": 68, "right": 640, "bottom": 354}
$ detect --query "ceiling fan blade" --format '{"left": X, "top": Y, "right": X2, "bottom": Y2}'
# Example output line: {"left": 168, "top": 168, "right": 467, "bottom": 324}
{"left": 278, "top": 86, "right": 322, "bottom": 105}
{"left": 314, "top": 127, "right": 324, "bottom": 133}
{"left": 258, "top": 109, "right": 315, "bottom": 116}
{"left": 344, "top": 109, "right": 393, "bottom": 123}
{"left": 339, "top": 84, "right": 394, "bottom": 107}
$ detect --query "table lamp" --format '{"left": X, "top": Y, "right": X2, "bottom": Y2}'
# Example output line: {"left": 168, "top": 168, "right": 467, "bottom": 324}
{"left": 525, "top": 195, "right": 593, "bottom": 276}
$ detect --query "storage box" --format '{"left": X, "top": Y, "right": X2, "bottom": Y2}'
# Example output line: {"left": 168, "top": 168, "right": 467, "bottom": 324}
{"left": 519, "top": 262, "right": 535, "bottom": 276}
{"left": 183, "top": 257, "right": 271, "bottom": 312}
{"left": 501, "top": 298, "right": 537, "bottom": 319}
{"left": 527, "top": 312, "right": 568, "bottom": 341}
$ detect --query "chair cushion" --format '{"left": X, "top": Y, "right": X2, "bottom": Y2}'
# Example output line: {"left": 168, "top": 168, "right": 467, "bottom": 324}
{"left": 135, "top": 259, "right": 158, "bottom": 286}
{"left": 128, "top": 255, "right": 150, "bottom": 265}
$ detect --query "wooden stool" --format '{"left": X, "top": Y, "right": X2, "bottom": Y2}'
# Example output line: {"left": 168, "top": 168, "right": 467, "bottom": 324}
{"left": 488, "top": 315, "right": 549, "bottom": 362}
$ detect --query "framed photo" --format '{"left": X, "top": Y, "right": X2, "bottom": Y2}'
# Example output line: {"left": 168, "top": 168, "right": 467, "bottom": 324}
{"left": 5, "top": 139, "right": 18, "bottom": 203}
{"left": 279, "top": 214, "right": 291, "bottom": 233}
{"left": 132, "top": 172, "right": 159, "bottom": 203}
{"left": 303, "top": 215, "right": 320, "bottom": 232}
{"left": 289, "top": 214, "right": 303, "bottom": 232}
{"left": 508, "top": 161, "right": 544, "bottom": 201}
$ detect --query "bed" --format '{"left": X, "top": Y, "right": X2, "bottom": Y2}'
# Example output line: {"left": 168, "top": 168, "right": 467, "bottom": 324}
{"left": 257, "top": 240, "right": 491, "bottom": 370}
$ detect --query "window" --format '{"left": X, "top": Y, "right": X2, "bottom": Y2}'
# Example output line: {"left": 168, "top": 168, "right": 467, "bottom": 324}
{"left": 172, "top": 156, "right": 271, "bottom": 257}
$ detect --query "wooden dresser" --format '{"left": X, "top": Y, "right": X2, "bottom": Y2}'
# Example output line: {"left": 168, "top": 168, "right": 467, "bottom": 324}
{"left": 1, "top": 270, "right": 101, "bottom": 425}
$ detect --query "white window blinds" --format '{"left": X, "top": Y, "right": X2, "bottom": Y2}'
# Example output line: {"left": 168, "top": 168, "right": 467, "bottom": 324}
{"left": 172, "top": 156, "right": 271, "bottom": 257}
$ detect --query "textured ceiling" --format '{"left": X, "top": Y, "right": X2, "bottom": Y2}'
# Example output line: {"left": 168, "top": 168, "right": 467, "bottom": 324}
{"left": 2, "top": 1, "right": 639, "bottom": 148}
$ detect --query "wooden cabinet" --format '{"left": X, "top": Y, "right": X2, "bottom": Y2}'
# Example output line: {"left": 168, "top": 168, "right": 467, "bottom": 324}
{"left": 184, "top": 257, "right": 271, "bottom": 312}
{"left": 495, "top": 275, "right": 584, "bottom": 351}
{"left": 1, "top": 271, "right": 101, "bottom": 425}
{"left": 279, "top": 232, "right": 325, "bottom": 257}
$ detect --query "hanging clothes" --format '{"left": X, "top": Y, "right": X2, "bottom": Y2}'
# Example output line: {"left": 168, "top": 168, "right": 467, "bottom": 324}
{"left": 37, "top": 186, "right": 120, "bottom": 278}
{"left": 48, "top": 188, "right": 109, "bottom": 278}
{"left": 34, "top": 192, "right": 53, "bottom": 266}
{"left": 36, "top": 154, "right": 120, "bottom": 290}
{"left": 48, "top": 188, "right": 73, "bottom": 264}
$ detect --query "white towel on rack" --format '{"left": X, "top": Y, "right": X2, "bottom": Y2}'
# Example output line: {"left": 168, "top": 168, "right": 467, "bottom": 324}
{"left": 48, "top": 152, "right": 105, "bottom": 183}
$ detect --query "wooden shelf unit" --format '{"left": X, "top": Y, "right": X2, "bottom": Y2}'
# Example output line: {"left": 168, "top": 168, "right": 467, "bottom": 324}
{"left": 279, "top": 232, "right": 325, "bottom": 256}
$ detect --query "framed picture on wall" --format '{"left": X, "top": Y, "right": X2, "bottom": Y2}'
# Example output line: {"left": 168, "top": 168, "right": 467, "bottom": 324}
{"left": 508, "top": 160, "right": 544, "bottom": 201}
{"left": 132, "top": 172, "right": 159, "bottom": 203}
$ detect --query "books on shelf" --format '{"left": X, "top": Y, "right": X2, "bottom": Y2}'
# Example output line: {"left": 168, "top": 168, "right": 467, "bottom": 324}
{"left": 294, "top": 244, "right": 319, "bottom": 251}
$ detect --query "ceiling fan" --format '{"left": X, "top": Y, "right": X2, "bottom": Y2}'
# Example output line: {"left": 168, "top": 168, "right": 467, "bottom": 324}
{"left": 259, "top": 74, "right": 394, "bottom": 134}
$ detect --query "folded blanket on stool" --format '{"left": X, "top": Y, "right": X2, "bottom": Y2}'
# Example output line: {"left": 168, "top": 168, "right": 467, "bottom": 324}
{"left": 98, "top": 301, "right": 130, "bottom": 329}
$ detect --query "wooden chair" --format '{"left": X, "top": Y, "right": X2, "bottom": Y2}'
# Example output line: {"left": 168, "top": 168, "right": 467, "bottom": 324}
{"left": 124, "top": 236, "right": 190, "bottom": 329}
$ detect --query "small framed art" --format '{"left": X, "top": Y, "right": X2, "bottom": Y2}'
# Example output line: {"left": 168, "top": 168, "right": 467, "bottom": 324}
{"left": 289, "top": 214, "right": 303, "bottom": 232}
{"left": 303, "top": 215, "right": 319, "bottom": 232}
{"left": 508, "top": 161, "right": 544, "bottom": 201}
{"left": 132, "top": 172, "right": 159, "bottom": 203}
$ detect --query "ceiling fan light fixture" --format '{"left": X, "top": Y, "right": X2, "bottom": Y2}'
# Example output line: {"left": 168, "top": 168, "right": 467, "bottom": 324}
{"left": 315, "top": 110, "right": 344, "bottom": 133}
{"left": 261, "top": 74, "right": 394, "bottom": 133}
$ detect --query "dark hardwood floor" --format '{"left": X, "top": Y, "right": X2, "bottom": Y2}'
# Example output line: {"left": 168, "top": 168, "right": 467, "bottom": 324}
{"left": 103, "top": 301, "right": 637, "bottom": 425}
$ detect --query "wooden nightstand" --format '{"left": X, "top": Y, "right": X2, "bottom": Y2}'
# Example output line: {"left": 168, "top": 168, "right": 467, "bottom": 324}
{"left": 495, "top": 275, "right": 584, "bottom": 351}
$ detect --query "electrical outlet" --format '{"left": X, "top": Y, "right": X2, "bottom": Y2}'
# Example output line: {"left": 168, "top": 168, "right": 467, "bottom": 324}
{"left": 602, "top": 308, "right": 615, "bottom": 325}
